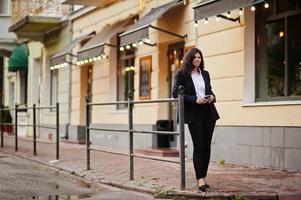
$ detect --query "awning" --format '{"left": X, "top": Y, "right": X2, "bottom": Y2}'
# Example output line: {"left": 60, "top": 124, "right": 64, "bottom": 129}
{"left": 50, "top": 33, "right": 93, "bottom": 66}
{"left": 193, "top": 0, "right": 264, "bottom": 21}
{"left": 119, "top": 0, "right": 186, "bottom": 47}
{"left": 77, "top": 20, "right": 129, "bottom": 62}
{"left": 8, "top": 44, "right": 28, "bottom": 72}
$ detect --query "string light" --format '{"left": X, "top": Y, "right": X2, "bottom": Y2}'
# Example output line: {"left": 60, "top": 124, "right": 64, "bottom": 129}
{"left": 138, "top": 41, "right": 144, "bottom": 46}
{"left": 204, "top": 18, "right": 208, "bottom": 24}
{"left": 132, "top": 42, "right": 137, "bottom": 47}
{"left": 126, "top": 45, "right": 131, "bottom": 49}
{"left": 227, "top": 11, "right": 231, "bottom": 18}
{"left": 264, "top": 1, "right": 269, "bottom": 8}
{"left": 251, "top": 5, "right": 256, "bottom": 11}
{"left": 215, "top": 15, "right": 220, "bottom": 21}
{"left": 101, "top": 54, "right": 107, "bottom": 59}
{"left": 194, "top": 21, "right": 198, "bottom": 27}
{"left": 239, "top": 8, "right": 243, "bottom": 15}
{"left": 120, "top": 46, "right": 124, "bottom": 51}
{"left": 144, "top": 37, "right": 150, "bottom": 43}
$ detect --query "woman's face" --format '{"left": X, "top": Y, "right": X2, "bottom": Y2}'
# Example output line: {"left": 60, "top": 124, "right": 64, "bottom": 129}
{"left": 192, "top": 52, "right": 202, "bottom": 68}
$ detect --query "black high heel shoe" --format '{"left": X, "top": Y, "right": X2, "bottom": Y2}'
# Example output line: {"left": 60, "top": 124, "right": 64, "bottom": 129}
{"left": 198, "top": 184, "right": 207, "bottom": 192}
{"left": 205, "top": 183, "right": 210, "bottom": 188}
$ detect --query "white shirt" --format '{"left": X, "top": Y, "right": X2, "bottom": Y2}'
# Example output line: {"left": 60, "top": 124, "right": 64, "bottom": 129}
{"left": 191, "top": 70, "right": 205, "bottom": 98}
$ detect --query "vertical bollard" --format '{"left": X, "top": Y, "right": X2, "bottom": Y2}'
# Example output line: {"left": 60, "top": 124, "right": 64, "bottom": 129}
{"left": 56, "top": 103, "right": 59, "bottom": 160}
{"left": 1, "top": 108, "right": 3, "bottom": 147}
{"left": 178, "top": 86, "right": 185, "bottom": 190}
{"left": 128, "top": 95, "right": 134, "bottom": 180}
{"left": 15, "top": 104, "right": 18, "bottom": 151}
{"left": 86, "top": 97, "right": 90, "bottom": 170}
{"left": 33, "top": 104, "right": 37, "bottom": 155}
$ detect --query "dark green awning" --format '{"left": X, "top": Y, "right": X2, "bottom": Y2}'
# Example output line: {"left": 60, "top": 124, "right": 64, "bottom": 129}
{"left": 8, "top": 44, "right": 28, "bottom": 72}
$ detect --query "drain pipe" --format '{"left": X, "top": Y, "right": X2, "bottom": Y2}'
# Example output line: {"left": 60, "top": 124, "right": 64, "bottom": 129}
{"left": 65, "top": 5, "right": 74, "bottom": 140}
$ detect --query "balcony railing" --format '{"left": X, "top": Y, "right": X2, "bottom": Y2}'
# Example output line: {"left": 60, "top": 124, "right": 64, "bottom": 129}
{"left": 11, "top": 0, "right": 64, "bottom": 24}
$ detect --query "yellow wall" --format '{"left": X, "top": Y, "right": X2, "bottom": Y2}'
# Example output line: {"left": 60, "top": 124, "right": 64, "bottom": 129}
{"left": 71, "top": 0, "right": 301, "bottom": 127}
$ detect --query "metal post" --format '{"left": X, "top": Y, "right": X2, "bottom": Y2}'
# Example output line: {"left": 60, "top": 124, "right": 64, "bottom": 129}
{"left": 56, "top": 103, "right": 59, "bottom": 160}
{"left": 128, "top": 92, "right": 134, "bottom": 180}
{"left": 86, "top": 97, "right": 90, "bottom": 170}
{"left": 33, "top": 104, "right": 37, "bottom": 155}
{"left": 178, "top": 86, "right": 186, "bottom": 190}
{"left": 15, "top": 104, "right": 18, "bottom": 152}
{"left": 1, "top": 108, "right": 3, "bottom": 147}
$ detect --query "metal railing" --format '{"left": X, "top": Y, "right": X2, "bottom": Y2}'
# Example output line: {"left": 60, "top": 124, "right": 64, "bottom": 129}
{"left": 86, "top": 87, "right": 186, "bottom": 190}
{"left": 11, "top": 0, "right": 64, "bottom": 24}
{"left": 0, "top": 103, "right": 60, "bottom": 160}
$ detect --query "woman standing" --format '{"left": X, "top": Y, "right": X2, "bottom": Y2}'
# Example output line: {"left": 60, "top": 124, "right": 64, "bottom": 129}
{"left": 172, "top": 48, "right": 219, "bottom": 192}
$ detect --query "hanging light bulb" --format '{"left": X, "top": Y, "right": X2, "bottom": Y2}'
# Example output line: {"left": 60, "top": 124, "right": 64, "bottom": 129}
{"left": 215, "top": 15, "right": 220, "bottom": 21}
{"left": 264, "top": 1, "right": 269, "bottom": 8}
{"left": 76, "top": 61, "right": 81, "bottom": 66}
{"left": 138, "top": 41, "right": 144, "bottom": 46}
{"left": 50, "top": 66, "right": 54, "bottom": 70}
{"left": 93, "top": 57, "right": 97, "bottom": 62}
{"left": 132, "top": 42, "right": 137, "bottom": 47}
{"left": 101, "top": 54, "right": 107, "bottom": 59}
{"left": 239, "top": 8, "right": 243, "bottom": 15}
{"left": 97, "top": 56, "right": 102, "bottom": 60}
{"left": 88, "top": 58, "right": 93, "bottom": 63}
{"left": 80, "top": 61, "right": 84, "bottom": 65}
{"left": 120, "top": 46, "right": 124, "bottom": 51}
{"left": 145, "top": 37, "right": 150, "bottom": 43}
{"left": 126, "top": 45, "right": 131, "bottom": 49}
{"left": 204, "top": 18, "right": 208, "bottom": 24}
{"left": 194, "top": 21, "right": 198, "bottom": 27}
{"left": 227, "top": 11, "right": 231, "bottom": 18}
{"left": 251, "top": 5, "right": 256, "bottom": 11}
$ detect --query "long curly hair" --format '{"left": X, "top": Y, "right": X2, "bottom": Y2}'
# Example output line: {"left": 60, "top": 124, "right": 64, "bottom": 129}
{"left": 181, "top": 47, "right": 204, "bottom": 74}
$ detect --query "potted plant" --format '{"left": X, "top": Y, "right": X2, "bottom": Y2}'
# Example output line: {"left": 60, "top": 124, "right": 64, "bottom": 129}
{"left": 1, "top": 106, "right": 13, "bottom": 134}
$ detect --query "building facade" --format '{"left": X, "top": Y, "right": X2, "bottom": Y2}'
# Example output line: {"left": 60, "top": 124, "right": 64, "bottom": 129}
{"left": 5, "top": 0, "right": 301, "bottom": 171}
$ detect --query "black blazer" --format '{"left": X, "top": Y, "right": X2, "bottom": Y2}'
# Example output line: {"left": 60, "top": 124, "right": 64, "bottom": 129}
{"left": 172, "top": 69, "right": 220, "bottom": 124}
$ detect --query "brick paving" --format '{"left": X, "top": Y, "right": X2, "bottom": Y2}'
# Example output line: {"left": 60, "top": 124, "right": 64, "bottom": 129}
{"left": 1, "top": 135, "right": 301, "bottom": 199}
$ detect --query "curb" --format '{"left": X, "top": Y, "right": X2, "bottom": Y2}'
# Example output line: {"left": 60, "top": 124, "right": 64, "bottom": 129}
{"left": 0, "top": 150, "right": 281, "bottom": 200}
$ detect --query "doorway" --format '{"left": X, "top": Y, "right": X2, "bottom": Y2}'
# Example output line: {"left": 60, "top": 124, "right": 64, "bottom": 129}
{"left": 157, "top": 41, "right": 184, "bottom": 148}
{"left": 80, "top": 65, "right": 93, "bottom": 125}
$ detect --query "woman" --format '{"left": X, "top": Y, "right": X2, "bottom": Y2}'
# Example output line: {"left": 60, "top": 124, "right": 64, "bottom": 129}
{"left": 172, "top": 48, "right": 219, "bottom": 192}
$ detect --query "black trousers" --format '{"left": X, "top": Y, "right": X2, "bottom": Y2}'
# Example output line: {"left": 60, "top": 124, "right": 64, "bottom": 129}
{"left": 188, "top": 118, "right": 216, "bottom": 180}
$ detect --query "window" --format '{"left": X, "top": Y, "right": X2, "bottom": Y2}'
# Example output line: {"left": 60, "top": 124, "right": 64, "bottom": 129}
{"left": 117, "top": 37, "right": 135, "bottom": 109}
{"left": 255, "top": 0, "right": 301, "bottom": 101}
{"left": 0, "top": 0, "right": 9, "bottom": 15}
{"left": 50, "top": 70, "right": 58, "bottom": 106}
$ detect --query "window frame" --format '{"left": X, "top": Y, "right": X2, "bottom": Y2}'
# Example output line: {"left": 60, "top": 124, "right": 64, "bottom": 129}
{"left": 116, "top": 35, "right": 136, "bottom": 109}
{"left": 255, "top": 0, "right": 301, "bottom": 102}
{"left": 0, "top": 0, "right": 10, "bottom": 16}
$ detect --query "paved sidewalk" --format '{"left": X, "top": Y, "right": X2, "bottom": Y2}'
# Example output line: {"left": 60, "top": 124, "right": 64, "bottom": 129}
{"left": 1, "top": 136, "right": 301, "bottom": 200}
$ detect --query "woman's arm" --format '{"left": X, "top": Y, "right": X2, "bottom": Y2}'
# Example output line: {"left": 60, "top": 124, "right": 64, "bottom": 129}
{"left": 206, "top": 70, "right": 216, "bottom": 103}
{"left": 172, "top": 71, "right": 197, "bottom": 104}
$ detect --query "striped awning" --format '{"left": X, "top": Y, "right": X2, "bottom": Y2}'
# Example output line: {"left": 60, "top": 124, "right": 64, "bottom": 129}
{"left": 119, "top": 0, "right": 184, "bottom": 47}
{"left": 50, "top": 34, "right": 93, "bottom": 66}
{"left": 193, "top": 0, "right": 264, "bottom": 21}
{"left": 77, "top": 20, "right": 129, "bottom": 62}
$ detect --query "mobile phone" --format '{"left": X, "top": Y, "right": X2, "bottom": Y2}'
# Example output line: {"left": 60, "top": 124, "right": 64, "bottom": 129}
{"left": 204, "top": 95, "right": 210, "bottom": 101}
